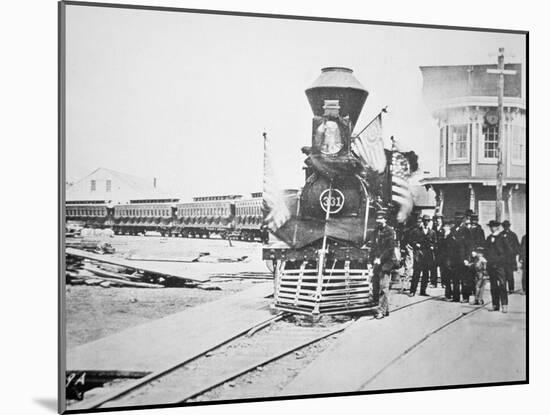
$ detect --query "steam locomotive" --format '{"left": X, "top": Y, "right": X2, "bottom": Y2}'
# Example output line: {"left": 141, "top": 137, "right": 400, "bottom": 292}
{"left": 263, "top": 67, "right": 404, "bottom": 316}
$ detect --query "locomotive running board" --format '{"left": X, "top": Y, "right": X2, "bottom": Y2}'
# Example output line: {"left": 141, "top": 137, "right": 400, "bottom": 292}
{"left": 273, "top": 260, "right": 376, "bottom": 315}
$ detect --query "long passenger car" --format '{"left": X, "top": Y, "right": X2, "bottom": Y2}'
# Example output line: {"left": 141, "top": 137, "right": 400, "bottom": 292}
{"left": 234, "top": 195, "right": 266, "bottom": 241}
{"left": 174, "top": 199, "right": 235, "bottom": 238}
{"left": 66, "top": 202, "right": 110, "bottom": 229}
{"left": 112, "top": 202, "right": 175, "bottom": 235}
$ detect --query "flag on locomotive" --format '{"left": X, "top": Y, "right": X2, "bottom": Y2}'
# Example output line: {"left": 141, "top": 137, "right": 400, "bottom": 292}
{"left": 262, "top": 67, "right": 418, "bottom": 315}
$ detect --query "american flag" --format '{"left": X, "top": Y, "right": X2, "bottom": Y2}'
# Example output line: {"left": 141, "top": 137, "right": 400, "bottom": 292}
{"left": 262, "top": 133, "right": 291, "bottom": 232}
{"left": 351, "top": 113, "right": 386, "bottom": 173}
{"left": 391, "top": 144, "right": 413, "bottom": 223}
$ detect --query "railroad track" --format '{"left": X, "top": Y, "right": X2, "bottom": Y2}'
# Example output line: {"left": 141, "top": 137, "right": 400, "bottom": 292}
{"left": 357, "top": 298, "right": 493, "bottom": 391}
{"left": 68, "top": 294, "right": 437, "bottom": 411}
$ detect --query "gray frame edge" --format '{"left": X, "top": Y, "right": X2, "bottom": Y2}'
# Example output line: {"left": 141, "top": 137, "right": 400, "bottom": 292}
{"left": 58, "top": 1, "right": 67, "bottom": 413}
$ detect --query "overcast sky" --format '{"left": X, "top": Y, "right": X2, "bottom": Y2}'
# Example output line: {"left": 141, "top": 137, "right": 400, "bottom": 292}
{"left": 65, "top": 4, "right": 526, "bottom": 199}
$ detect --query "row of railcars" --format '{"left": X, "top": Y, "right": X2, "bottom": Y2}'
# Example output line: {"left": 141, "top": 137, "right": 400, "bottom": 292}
{"left": 65, "top": 195, "right": 266, "bottom": 241}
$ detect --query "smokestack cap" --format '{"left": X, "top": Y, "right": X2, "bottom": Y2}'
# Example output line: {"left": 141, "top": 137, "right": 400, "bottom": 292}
{"left": 305, "top": 67, "right": 368, "bottom": 126}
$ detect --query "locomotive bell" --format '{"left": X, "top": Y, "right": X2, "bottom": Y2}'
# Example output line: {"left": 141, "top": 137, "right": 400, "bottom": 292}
{"left": 305, "top": 67, "right": 368, "bottom": 128}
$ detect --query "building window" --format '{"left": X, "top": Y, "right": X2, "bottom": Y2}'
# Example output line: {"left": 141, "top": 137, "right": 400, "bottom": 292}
{"left": 512, "top": 126, "right": 526, "bottom": 165}
{"left": 448, "top": 124, "right": 469, "bottom": 163}
{"left": 106, "top": 180, "right": 111, "bottom": 192}
{"left": 90, "top": 180, "right": 96, "bottom": 191}
{"left": 480, "top": 125, "right": 499, "bottom": 163}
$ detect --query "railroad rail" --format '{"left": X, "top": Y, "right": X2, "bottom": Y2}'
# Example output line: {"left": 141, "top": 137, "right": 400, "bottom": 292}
{"left": 67, "top": 295, "right": 437, "bottom": 411}
{"left": 357, "top": 299, "right": 492, "bottom": 390}
{"left": 281, "top": 297, "right": 495, "bottom": 396}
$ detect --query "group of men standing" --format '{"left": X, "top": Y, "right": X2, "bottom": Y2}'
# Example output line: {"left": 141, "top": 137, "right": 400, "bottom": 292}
{"left": 402, "top": 210, "right": 524, "bottom": 311}
{"left": 369, "top": 208, "right": 526, "bottom": 319}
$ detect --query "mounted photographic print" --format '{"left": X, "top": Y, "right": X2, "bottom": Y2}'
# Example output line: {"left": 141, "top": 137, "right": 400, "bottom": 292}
{"left": 59, "top": 1, "right": 528, "bottom": 413}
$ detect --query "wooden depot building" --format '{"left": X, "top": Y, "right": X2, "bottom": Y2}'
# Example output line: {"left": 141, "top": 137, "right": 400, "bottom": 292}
{"left": 419, "top": 63, "right": 526, "bottom": 236}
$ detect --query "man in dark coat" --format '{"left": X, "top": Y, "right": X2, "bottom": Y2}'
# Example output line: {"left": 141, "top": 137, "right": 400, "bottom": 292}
{"left": 370, "top": 209, "right": 398, "bottom": 319}
{"left": 469, "top": 214, "right": 486, "bottom": 248}
{"left": 486, "top": 220, "right": 509, "bottom": 313}
{"left": 520, "top": 234, "right": 527, "bottom": 294}
{"left": 451, "top": 212, "right": 473, "bottom": 302}
{"left": 409, "top": 214, "right": 436, "bottom": 297}
{"left": 438, "top": 221, "right": 463, "bottom": 301}
{"left": 501, "top": 220, "right": 520, "bottom": 293}
{"left": 431, "top": 213, "right": 445, "bottom": 288}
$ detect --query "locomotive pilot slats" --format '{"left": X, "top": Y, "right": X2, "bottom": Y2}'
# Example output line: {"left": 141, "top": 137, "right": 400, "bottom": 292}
{"left": 276, "top": 297, "right": 373, "bottom": 308}
{"left": 279, "top": 281, "right": 369, "bottom": 288}
{"left": 279, "top": 289, "right": 370, "bottom": 298}
{"left": 278, "top": 293, "right": 372, "bottom": 303}
{"left": 272, "top": 259, "right": 373, "bottom": 315}
{"left": 275, "top": 303, "right": 374, "bottom": 316}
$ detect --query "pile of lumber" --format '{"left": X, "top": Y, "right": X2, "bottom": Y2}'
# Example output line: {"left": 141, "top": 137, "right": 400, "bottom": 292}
{"left": 66, "top": 258, "right": 164, "bottom": 288}
{"left": 65, "top": 248, "right": 270, "bottom": 290}
{"left": 65, "top": 249, "right": 224, "bottom": 290}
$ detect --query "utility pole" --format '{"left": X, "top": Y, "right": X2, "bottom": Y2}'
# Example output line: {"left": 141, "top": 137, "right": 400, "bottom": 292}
{"left": 487, "top": 48, "right": 516, "bottom": 222}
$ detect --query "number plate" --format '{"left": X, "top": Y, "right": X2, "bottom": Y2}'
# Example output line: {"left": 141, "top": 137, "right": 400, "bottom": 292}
{"left": 319, "top": 188, "right": 345, "bottom": 214}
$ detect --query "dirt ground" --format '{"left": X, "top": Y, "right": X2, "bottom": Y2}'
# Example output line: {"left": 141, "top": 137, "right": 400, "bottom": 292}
{"left": 65, "top": 236, "right": 267, "bottom": 349}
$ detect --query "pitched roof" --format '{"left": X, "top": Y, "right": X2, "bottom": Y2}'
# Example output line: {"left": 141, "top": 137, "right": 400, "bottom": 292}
{"left": 66, "top": 167, "right": 175, "bottom": 203}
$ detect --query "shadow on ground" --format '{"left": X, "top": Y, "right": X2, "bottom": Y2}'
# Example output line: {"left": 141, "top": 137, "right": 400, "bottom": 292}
{"left": 34, "top": 398, "right": 57, "bottom": 413}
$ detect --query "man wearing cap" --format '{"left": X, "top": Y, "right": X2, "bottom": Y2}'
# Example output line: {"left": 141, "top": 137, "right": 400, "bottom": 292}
{"left": 451, "top": 212, "right": 473, "bottom": 302}
{"left": 409, "top": 214, "right": 435, "bottom": 297}
{"left": 486, "top": 220, "right": 509, "bottom": 313}
{"left": 431, "top": 213, "right": 445, "bottom": 288}
{"left": 501, "top": 220, "right": 520, "bottom": 293}
{"left": 369, "top": 209, "right": 398, "bottom": 319}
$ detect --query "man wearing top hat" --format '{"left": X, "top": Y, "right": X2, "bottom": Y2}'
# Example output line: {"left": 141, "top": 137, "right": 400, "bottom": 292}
{"left": 486, "top": 220, "right": 509, "bottom": 313}
{"left": 501, "top": 220, "right": 520, "bottom": 293}
{"left": 469, "top": 213, "right": 486, "bottom": 249}
{"left": 438, "top": 220, "right": 462, "bottom": 301}
{"left": 369, "top": 209, "right": 398, "bottom": 319}
{"left": 451, "top": 212, "right": 473, "bottom": 302}
{"left": 409, "top": 214, "right": 436, "bottom": 297}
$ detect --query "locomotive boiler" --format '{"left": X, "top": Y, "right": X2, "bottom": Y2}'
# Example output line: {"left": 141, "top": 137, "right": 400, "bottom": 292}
{"left": 263, "top": 67, "right": 390, "bottom": 316}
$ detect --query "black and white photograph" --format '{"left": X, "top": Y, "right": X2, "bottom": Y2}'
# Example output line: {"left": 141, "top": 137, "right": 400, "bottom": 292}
{"left": 58, "top": 1, "right": 527, "bottom": 413}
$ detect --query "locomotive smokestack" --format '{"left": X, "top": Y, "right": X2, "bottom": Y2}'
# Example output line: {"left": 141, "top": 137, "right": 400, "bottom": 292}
{"left": 305, "top": 67, "right": 368, "bottom": 128}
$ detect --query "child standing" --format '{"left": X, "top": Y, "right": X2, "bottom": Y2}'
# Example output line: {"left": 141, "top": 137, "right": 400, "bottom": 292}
{"left": 471, "top": 247, "right": 489, "bottom": 305}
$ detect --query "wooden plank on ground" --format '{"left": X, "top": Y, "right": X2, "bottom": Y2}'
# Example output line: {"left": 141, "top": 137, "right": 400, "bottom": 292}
{"left": 66, "top": 248, "right": 210, "bottom": 282}
{"left": 82, "top": 267, "right": 164, "bottom": 289}
{"left": 363, "top": 294, "right": 526, "bottom": 390}
{"left": 66, "top": 283, "right": 274, "bottom": 374}
{"left": 280, "top": 298, "right": 479, "bottom": 396}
